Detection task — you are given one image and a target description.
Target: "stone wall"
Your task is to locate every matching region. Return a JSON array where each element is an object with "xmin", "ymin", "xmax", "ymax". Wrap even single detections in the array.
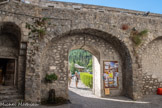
[
  {"xmin": 0, "ymin": 1, "xmax": 162, "ymax": 102},
  {"xmin": 41, "ymin": 34, "xmax": 123, "ymax": 100},
  {"xmin": 25, "ymin": 0, "xmax": 162, "ymax": 18},
  {"xmin": 142, "ymin": 74, "xmax": 162, "ymax": 95},
  {"xmin": 0, "ymin": 34, "xmax": 18, "ymax": 58},
  {"xmin": 142, "ymin": 37, "xmax": 162, "ymax": 95}
]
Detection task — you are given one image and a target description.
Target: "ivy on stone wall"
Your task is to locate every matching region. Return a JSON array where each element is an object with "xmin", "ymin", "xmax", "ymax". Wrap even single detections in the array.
[
  {"xmin": 131, "ymin": 28, "xmax": 148, "ymax": 46},
  {"xmin": 26, "ymin": 17, "xmax": 50, "ymax": 40}
]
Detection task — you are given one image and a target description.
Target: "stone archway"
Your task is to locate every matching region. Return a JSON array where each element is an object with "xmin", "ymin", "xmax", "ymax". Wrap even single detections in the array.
[
  {"xmin": 0, "ymin": 22, "xmax": 26, "ymax": 97},
  {"xmin": 40, "ymin": 29, "xmax": 133, "ymax": 101},
  {"xmin": 0, "ymin": 22, "xmax": 21, "ymax": 57},
  {"xmin": 68, "ymin": 45, "xmax": 101, "ymax": 97},
  {"xmin": 142, "ymin": 37, "xmax": 162, "ymax": 95},
  {"xmin": 0, "ymin": 22, "xmax": 20, "ymax": 87}
]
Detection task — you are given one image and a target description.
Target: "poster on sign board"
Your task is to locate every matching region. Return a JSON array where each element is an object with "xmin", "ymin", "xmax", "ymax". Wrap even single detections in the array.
[{"xmin": 103, "ymin": 61, "xmax": 119, "ymax": 88}]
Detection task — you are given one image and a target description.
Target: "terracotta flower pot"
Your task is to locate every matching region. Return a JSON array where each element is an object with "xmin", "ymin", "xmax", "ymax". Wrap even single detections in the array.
[
  {"xmin": 121, "ymin": 24, "xmax": 129, "ymax": 30},
  {"xmin": 157, "ymin": 88, "xmax": 162, "ymax": 95}
]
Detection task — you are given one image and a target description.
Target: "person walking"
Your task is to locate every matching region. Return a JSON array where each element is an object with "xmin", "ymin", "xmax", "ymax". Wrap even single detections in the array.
[{"xmin": 74, "ymin": 71, "xmax": 79, "ymax": 88}]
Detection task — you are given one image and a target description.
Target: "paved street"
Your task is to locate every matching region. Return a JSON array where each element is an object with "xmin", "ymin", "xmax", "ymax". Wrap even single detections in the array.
[
  {"xmin": 52, "ymin": 79, "xmax": 162, "ymax": 108},
  {"xmin": 5, "ymin": 79, "xmax": 162, "ymax": 108}
]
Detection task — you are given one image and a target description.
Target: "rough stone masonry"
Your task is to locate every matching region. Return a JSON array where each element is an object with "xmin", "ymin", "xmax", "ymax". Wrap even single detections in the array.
[{"xmin": 0, "ymin": 0, "xmax": 162, "ymax": 103}]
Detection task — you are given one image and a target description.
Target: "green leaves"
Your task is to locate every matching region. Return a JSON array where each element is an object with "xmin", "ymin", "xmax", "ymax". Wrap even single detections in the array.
[
  {"xmin": 25, "ymin": 23, "xmax": 31, "ymax": 29},
  {"xmin": 69, "ymin": 49, "xmax": 93, "ymax": 74},
  {"xmin": 70, "ymin": 62, "xmax": 77, "ymax": 74},
  {"xmin": 69, "ymin": 49, "xmax": 92, "ymax": 68},
  {"xmin": 138, "ymin": 30, "xmax": 148, "ymax": 37},
  {"xmin": 45, "ymin": 73, "xmax": 58, "ymax": 82},
  {"xmin": 80, "ymin": 73, "xmax": 93, "ymax": 88},
  {"xmin": 132, "ymin": 35, "xmax": 142, "ymax": 46},
  {"xmin": 87, "ymin": 59, "xmax": 92, "ymax": 73},
  {"xmin": 25, "ymin": 17, "xmax": 50, "ymax": 40},
  {"xmin": 131, "ymin": 29, "xmax": 148, "ymax": 46}
]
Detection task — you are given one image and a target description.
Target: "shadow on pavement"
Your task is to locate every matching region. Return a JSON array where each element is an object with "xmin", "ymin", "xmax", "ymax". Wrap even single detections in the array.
[{"xmin": 68, "ymin": 90, "xmax": 162, "ymax": 108}]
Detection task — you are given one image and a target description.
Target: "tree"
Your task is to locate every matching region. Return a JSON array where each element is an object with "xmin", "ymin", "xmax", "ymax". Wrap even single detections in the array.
[
  {"xmin": 87, "ymin": 59, "xmax": 92, "ymax": 73},
  {"xmin": 70, "ymin": 62, "xmax": 77, "ymax": 74},
  {"xmin": 69, "ymin": 49, "xmax": 93, "ymax": 73}
]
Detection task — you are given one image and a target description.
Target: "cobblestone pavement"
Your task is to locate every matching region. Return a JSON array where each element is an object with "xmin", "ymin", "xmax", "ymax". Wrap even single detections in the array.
[{"xmin": 3, "ymin": 79, "xmax": 162, "ymax": 108}]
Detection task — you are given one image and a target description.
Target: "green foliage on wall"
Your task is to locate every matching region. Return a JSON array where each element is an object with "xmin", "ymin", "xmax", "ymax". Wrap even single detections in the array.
[
  {"xmin": 131, "ymin": 29, "xmax": 148, "ymax": 46},
  {"xmin": 80, "ymin": 72, "xmax": 93, "ymax": 88},
  {"xmin": 45, "ymin": 73, "xmax": 58, "ymax": 82},
  {"xmin": 26, "ymin": 17, "xmax": 50, "ymax": 39}
]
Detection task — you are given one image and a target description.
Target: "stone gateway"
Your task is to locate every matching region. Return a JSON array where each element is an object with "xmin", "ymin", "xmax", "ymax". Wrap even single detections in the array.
[{"xmin": 0, "ymin": 0, "xmax": 162, "ymax": 103}]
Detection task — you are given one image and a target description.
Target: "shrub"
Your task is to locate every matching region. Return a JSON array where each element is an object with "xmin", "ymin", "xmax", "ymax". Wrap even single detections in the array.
[
  {"xmin": 139, "ymin": 30, "xmax": 148, "ymax": 36},
  {"xmin": 131, "ymin": 29, "xmax": 148, "ymax": 46},
  {"xmin": 26, "ymin": 17, "xmax": 49, "ymax": 40},
  {"xmin": 132, "ymin": 35, "xmax": 142, "ymax": 46},
  {"xmin": 80, "ymin": 73, "xmax": 93, "ymax": 88},
  {"xmin": 45, "ymin": 73, "xmax": 58, "ymax": 82}
]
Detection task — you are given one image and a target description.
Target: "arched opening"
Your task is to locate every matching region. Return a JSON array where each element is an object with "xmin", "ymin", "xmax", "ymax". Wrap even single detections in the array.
[
  {"xmin": 0, "ymin": 22, "xmax": 25, "ymax": 101},
  {"xmin": 0, "ymin": 22, "xmax": 21, "ymax": 86},
  {"xmin": 40, "ymin": 29, "xmax": 133, "ymax": 101},
  {"xmin": 142, "ymin": 37, "xmax": 162, "ymax": 95},
  {"xmin": 68, "ymin": 46, "xmax": 101, "ymax": 98}
]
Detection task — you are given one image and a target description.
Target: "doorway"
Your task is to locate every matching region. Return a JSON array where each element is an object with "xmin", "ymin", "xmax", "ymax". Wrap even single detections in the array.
[
  {"xmin": 68, "ymin": 49, "xmax": 93, "ymax": 88},
  {"xmin": 0, "ymin": 58, "xmax": 16, "ymax": 86}
]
